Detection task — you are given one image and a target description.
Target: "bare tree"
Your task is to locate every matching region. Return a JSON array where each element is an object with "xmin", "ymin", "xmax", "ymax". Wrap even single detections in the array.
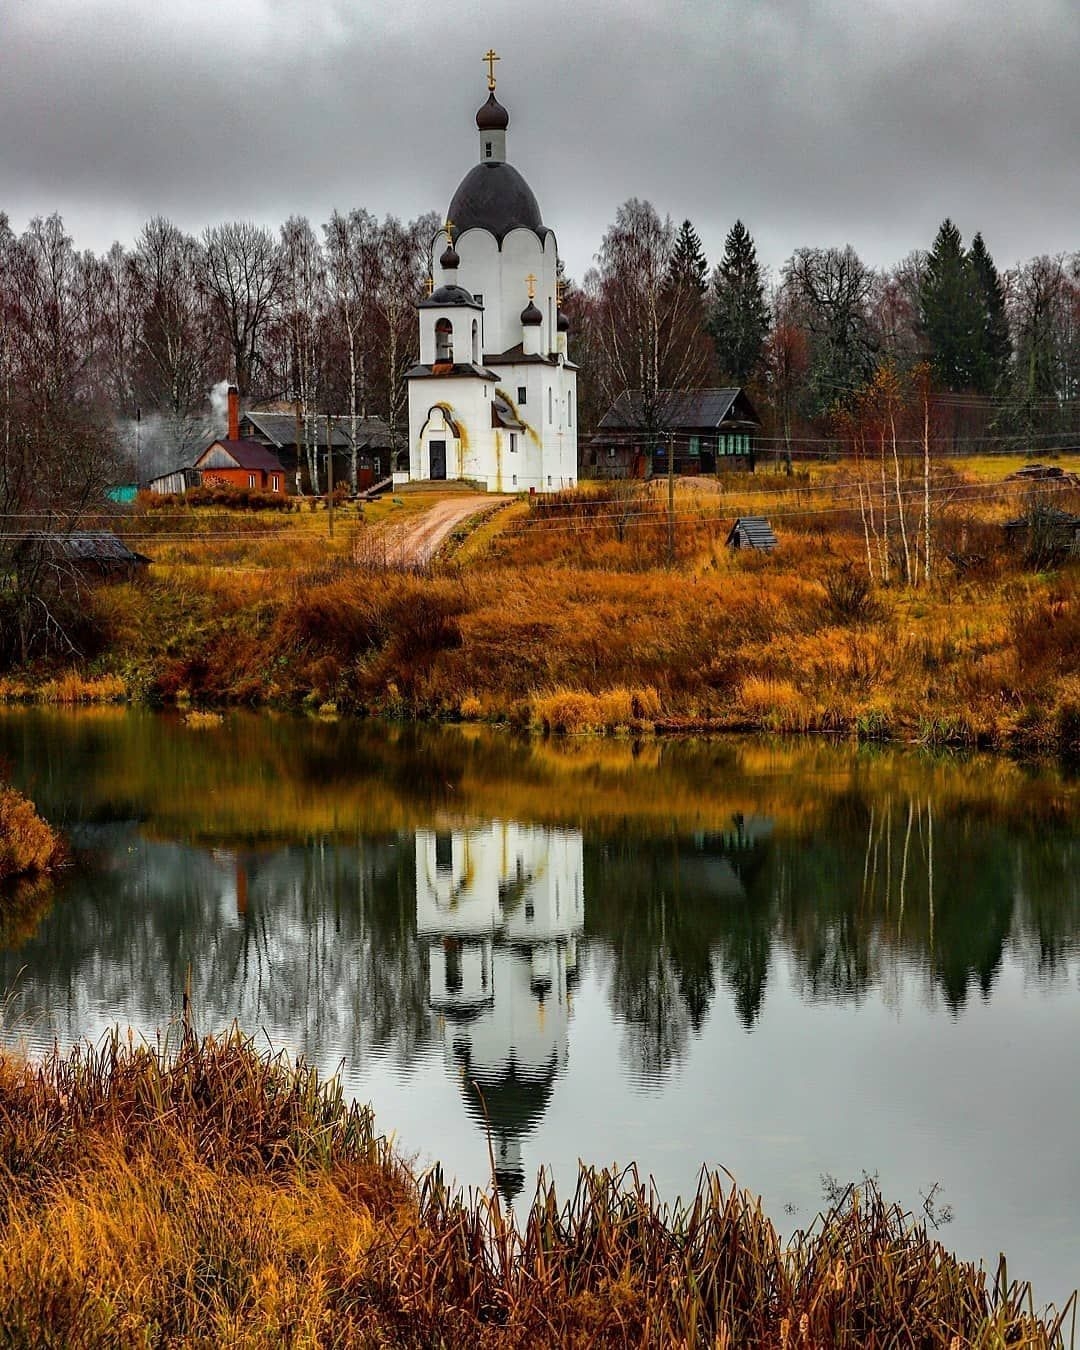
[
  {"xmin": 201, "ymin": 221, "xmax": 283, "ymax": 398},
  {"xmin": 371, "ymin": 213, "xmax": 438, "ymax": 464},
  {"xmin": 781, "ymin": 245, "xmax": 876, "ymax": 417},
  {"xmin": 279, "ymin": 216, "xmax": 326, "ymax": 491},
  {"xmin": 587, "ymin": 199, "xmax": 713, "ymax": 451},
  {"xmin": 325, "ymin": 208, "xmax": 378, "ymax": 491}
]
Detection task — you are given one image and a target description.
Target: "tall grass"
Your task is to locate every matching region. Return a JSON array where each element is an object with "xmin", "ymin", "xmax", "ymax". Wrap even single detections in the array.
[{"xmin": 0, "ymin": 1031, "xmax": 1071, "ymax": 1347}]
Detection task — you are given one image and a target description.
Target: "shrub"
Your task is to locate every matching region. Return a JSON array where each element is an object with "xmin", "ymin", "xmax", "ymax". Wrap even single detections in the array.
[
  {"xmin": 821, "ymin": 560, "xmax": 881, "ymax": 624},
  {"xmin": 0, "ymin": 785, "xmax": 63, "ymax": 881}
]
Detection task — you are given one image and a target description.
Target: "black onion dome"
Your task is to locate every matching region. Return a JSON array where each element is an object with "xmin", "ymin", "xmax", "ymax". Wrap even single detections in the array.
[
  {"xmin": 520, "ymin": 300, "xmax": 542, "ymax": 326},
  {"xmin": 440, "ymin": 242, "xmax": 460, "ymax": 269},
  {"xmin": 447, "ymin": 163, "xmax": 547, "ymax": 243},
  {"xmin": 557, "ymin": 309, "xmax": 569, "ymax": 332},
  {"xmin": 476, "ymin": 91, "xmax": 509, "ymax": 130},
  {"xmin": 419, "ymin": 283, "xmax": 481, "ymax": 308}
]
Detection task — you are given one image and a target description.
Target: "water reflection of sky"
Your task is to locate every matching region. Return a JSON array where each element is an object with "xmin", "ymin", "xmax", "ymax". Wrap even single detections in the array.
[{"xmin": 1, "ymin": 712, "xmax": 1078, "ymax": 1306}]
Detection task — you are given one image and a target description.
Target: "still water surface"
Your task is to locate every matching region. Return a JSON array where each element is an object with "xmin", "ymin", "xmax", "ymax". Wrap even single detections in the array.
[{"xmin": 1, "ymin": 711, "xmax": 1078, "ymax": 1304}]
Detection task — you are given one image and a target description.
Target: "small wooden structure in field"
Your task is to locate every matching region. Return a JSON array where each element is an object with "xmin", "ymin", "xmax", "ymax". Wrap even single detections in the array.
[
  {"xmin": 40, "ymin": 531, "xmax": 151, "ymax": 579},
  {"xmin": 726, "ymin": 517, "xmax": 778, "ymax": 552}
]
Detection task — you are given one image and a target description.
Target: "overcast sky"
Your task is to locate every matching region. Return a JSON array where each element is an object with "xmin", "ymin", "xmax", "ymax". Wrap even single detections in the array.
[{"xmin": 3, "ymin": 0, "xmax": 1078, "ymax": 285}]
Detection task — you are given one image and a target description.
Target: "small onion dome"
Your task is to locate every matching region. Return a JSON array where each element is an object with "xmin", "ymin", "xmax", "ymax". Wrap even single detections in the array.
[
  {"xmin": 440, "ymin": 242, "xmax": 460, "ymax": 270},
  {"xmin": 557, "ymin": 309, "xmax": 569, "ymax": 332},
  {"xmin": 476, "ymin": 91, "xmax": 509, "ymax": 131},
  {"xmin": 520, "ymin": 300, "xmax": 543, "ymax": 327}
]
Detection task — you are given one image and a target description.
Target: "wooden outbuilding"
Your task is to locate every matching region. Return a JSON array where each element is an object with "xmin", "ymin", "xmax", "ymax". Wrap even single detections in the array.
[
  {"xmin": 37, "ymin": 531, "xmax": 151, "ymax": 579},
  {"xmin": 726, "ymin": 517, "xmax": 778, "ymax": 551},
  {"xmin": 589, "ymin": 388, "xmax": 762, "ymax": 479},
  {"xmin": 239, "ymin": 409, "xmax": 393, "ymax": 493}
]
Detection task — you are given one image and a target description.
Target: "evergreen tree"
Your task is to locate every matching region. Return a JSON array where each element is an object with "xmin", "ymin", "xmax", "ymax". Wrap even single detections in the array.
[
  {"xmin": 666, "ymin": 218, "xmax": 709, "ymax": 296},
  {"xmin": 968, "ymin": 232, "xmax": 1011, "ymax": 395},
  {"xmin": 708, "ymin": 220, "xmax": 769, "ymax": 383},
  {"xmin": 919, "ymin": 219, "xmax": 983, "ymax": 390}
]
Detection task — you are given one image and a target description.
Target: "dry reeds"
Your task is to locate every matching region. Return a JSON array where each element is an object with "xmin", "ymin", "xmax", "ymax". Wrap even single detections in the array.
[{"xmin": 0, "ymin": 1031, "xmax": 1071, "ymax": 1348}]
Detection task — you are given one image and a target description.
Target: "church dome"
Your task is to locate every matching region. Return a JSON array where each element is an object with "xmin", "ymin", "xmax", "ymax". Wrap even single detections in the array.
[
  {"xmin": 440, "ymin": 242, "xmax": 460, "ymax": 270},
  {"xmin": 447, "ymin": 162, "xmax": 547, "ymax": 244},
  {"xmin": 557, "ymin": 309, "xmax": 569, "ymax": 332},
  {"xmin": 476, "ymin": 91, "xmax": 509, "ymax": 130},
  {"xmin": 520, "ymin": 300, "xmax": 542, "ymax": 326},
  {"xmin": 420, "ymin": 283, "xmax": 479, "ymax": 308}
]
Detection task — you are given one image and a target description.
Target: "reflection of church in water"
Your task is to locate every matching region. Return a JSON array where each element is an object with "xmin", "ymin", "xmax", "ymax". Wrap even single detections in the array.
[{"xmin": 416, "ymin": 824, "xmax": 583, "ymax": 1202}]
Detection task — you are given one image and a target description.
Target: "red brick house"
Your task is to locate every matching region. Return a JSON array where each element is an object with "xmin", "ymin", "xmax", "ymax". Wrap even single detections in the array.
[{"xmin": 192, "ymin": 387, "xmax": 286, "ymax": 493}]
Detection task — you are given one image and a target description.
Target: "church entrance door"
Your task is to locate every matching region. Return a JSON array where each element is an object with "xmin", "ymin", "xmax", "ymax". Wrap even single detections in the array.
[{"xmin": 429, "ymin": 440, "xmax": 447, "ymax": 480}]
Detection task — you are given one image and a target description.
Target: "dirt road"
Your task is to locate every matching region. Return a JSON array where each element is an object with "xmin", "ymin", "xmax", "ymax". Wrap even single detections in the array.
[{"xmin": 368, "ymin": 494, "xmax": 505, "ymax": 567}]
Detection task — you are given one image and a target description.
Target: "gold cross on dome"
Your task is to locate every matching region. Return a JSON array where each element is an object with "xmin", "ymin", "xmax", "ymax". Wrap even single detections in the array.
[
  {"xmin": 484, "ymin": 48, "xmax": 500, "ymax": 91},
  {"xmin": 525, "ymin": 273, "xmax": 537, "ymax": 300},
  {"xmin": 556, "ymin": 279, "xmax": 565, "ymax": 306},
  {"xmin": 425, "ymin": 275, "xmax": 434, "ymax": 296},
  {"xmin": 444, "ymin": 219, "xmax": 454, "ymax": 238}
]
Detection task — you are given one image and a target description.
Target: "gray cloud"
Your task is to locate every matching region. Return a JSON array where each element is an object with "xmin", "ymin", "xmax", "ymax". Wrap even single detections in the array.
[{"xmin": 2, "ymin": 0, "xmax": 1077, "ymax": 282}]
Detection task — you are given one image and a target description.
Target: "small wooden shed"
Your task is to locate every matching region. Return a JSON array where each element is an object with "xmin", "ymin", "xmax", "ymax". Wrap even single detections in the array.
[{"xmin": 726, "ymin": 517, "xmax": 778, "ymax": 551}]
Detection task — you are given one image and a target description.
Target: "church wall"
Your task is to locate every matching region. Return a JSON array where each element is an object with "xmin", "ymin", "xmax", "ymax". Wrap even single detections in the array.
[
  {"xmin": 454, "ymin": 229, "xmax": 501, "ymax": 353},
  {"xmin": 499, "ymin": 229, "xmax": 548, "ymax": 354}
]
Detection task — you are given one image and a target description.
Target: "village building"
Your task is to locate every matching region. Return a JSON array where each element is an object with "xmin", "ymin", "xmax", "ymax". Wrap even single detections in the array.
[
  {"xmin": 405, "ymin": 55, "xmax": 578, "ymax": 494},
  {"xmin": 415, "ymin": 822, "xmax": 583, "ymax": 1203},
  {"xmin": 590, "ymin": 388, "xmax": 762, "ymax": 478},
  {"xmin": 239, "ymin": 408, "xmax": 393, "ymax": 494},
  {"xmin": 192, "ymin": 388, "xmax": 286, "ymax": 493}
]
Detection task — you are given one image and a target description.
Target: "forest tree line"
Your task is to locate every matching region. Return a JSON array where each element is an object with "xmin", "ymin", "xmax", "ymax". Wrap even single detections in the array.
[{"xmin": 2, "ymin": 202, "xmax": 1080, "ymax": 490}]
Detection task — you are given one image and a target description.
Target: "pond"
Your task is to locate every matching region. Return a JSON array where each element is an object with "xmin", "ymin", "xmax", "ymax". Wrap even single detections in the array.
[{"xmin": 1, "ymin": 710, "xmax": 1078, "ymax": 1306}]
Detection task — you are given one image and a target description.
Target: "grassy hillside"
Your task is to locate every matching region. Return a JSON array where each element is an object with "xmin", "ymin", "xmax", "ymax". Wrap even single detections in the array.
[{"xmin": 3, "ymin": 459, "xmax": 1079, "ymax": 754}]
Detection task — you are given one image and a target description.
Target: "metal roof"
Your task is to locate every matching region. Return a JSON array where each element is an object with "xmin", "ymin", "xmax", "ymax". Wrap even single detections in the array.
[
  {"xmin": 38, "ymin": 531, "xmax": 150, "ymax": 565},
  {"xmin": 194, "ymin": 438, "xmax": 285, "ymax": 473},
  {"xmin": 726, "ymin": 516, "xmax": 778, "ymax": 551},
  {"xmin": 492, "ymin": 393, "xmax": 525, "ymax": 430},
  {"xmin": 447, "ymin": 162, "xmax": 549, "ymax": 244},
  {"xmin": 242, "ymin": 412, "xmax": 391, "ymax": 451},
  {"xmin": 598, "ymin": 388, "xmax": 759, "ymax": 431}
]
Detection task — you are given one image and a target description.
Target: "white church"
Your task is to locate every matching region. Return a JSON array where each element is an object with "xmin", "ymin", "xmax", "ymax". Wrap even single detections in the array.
[{"xmin": 405, "ymin": 56, "xmax": 578, "ymax": 494}]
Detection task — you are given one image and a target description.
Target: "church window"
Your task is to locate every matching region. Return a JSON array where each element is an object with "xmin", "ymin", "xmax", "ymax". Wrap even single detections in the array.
[
  {"xmin": 471, "ymin": 319, "xmax": 479, "ymax": 363},
  {"xmin": 525, "ymin": 903, "xmax": 535, "ymax": 923},
  {"xmin": 473, "ymin": 293, "xmax": 483, "ymax": 304},
  {"xmin": 435, "ymin": 833, "xmax": 453, "ymax": 874},
  {"xmin": 568, "ymin": 395, "xmax": 572, "ymax": 427},
  {"xmin": 517, "ymin": 386, "xmax": 526, "ymax": 404},
  {"xmin": 512, "ymin": 474, "xmax": 517, "ymax": 487},
  {"xmin": 435, "ymin": 317, "xmax": 453, "ymax": 363},
  {"xmin": 485, "ymin": 141, "xmax": 493, "ymax": 159},
  {"xmin": 548, "ymin": 387, "xmax": 553, "ymax": 423},
  {"xmin": 510, "ymin": 433, "xmax": 517, "ymax": 453}
]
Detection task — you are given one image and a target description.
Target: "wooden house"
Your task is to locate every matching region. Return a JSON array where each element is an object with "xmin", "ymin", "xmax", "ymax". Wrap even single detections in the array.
[
  {"xmin": 239, "ymin": 408, "xmax": 393, "ymax": 493},
  {"xmin": 589, "ymin": 388, "xmax": 762, "ymax": 479},
  {"xmin": 192, "ymin": 388, "xmax": 286, "ymax": 493}
]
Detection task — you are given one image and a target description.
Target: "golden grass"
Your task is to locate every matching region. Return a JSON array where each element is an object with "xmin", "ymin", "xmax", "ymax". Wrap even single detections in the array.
[
  {"xmin": 0, "ymin": 1030, "xmax": 1071, "ymax": 1348},
  {"xmin": 0, "ymin": 784, "xmax": 63, "ymax": 882}
]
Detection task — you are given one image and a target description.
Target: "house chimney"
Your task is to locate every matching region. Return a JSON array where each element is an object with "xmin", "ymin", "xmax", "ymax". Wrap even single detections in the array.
[{"xmin": 227, "ymin": 385, "xmax": 239, "ymax": 441}]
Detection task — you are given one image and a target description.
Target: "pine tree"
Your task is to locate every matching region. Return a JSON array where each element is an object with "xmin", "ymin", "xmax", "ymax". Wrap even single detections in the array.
[
  {"xmin": 919, "ymin": 220, "xmax": 983, "ymax": 391},
  {"xmin": 666, "ymin": 218, "xmax": 709, "ymax": 296},
  {"xmin": 708, "ymin": 221, "xmax": 769, "ymax": 383},
  {"xmin": 968, "ymin": 232, "xmax": 1011, "ymax": 395}
]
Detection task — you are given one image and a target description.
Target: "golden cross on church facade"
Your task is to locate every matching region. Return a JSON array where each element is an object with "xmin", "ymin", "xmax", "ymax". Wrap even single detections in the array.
[
  {"xmin": 444, "ymin": 218, "xmax": 454, "ymax": 238},
  {"xmin": 484, "ymin": 48, "xmax": 500, "ymax": 90},
  {"xmin": 525, "ymin": 273, "xmax": 537, "ymax": 300}
]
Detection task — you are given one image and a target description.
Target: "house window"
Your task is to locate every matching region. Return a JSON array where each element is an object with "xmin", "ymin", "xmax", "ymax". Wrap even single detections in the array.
[
  {"xmin": 271, "ymin": 475, "xmax": 280, "ymax": 491},
  {"xmin": 374, "ymin": 457, "xmax": 381, "ymax": 474},
  {"xmin": 509, "ymin": 433, "xmax": 517, "ymax": 452},
  {"xmin": 607, "ymin": 447, "xmax": 616, "ymax": 459},
  {"xmin": 517, "ymin": 386, "xmax": 526, "ymax": 404},
  {"xmin": 689, "ymin": 435, "xmax": 701, "ymax": 457},
  {"xmin": 248, "ymin": 474, "xmax": 256, "ymax": 488}
]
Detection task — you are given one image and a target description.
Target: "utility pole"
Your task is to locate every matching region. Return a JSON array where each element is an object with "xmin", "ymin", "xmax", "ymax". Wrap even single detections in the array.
[
  {"xmin": 667, "ymin": 430, "xmax": 675, "ymax": 567},
  {"xmin": 326, "ymin": 412, "xmax": 335, "ymax": 539}
]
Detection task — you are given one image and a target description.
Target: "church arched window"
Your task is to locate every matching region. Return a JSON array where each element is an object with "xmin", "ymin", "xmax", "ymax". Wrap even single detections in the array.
[
  {"xmin": 435, "ymin": 318, "xmax": 453, "ymax": 363},
  {"xmin": 471, "ymin": 319, "xmax": 479, "ymax": 364}
]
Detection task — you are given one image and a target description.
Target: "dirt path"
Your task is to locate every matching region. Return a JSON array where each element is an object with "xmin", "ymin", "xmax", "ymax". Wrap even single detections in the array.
[{"xmin": 369, "ymin": 494, "xmax": 505, "ymax": 567}]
